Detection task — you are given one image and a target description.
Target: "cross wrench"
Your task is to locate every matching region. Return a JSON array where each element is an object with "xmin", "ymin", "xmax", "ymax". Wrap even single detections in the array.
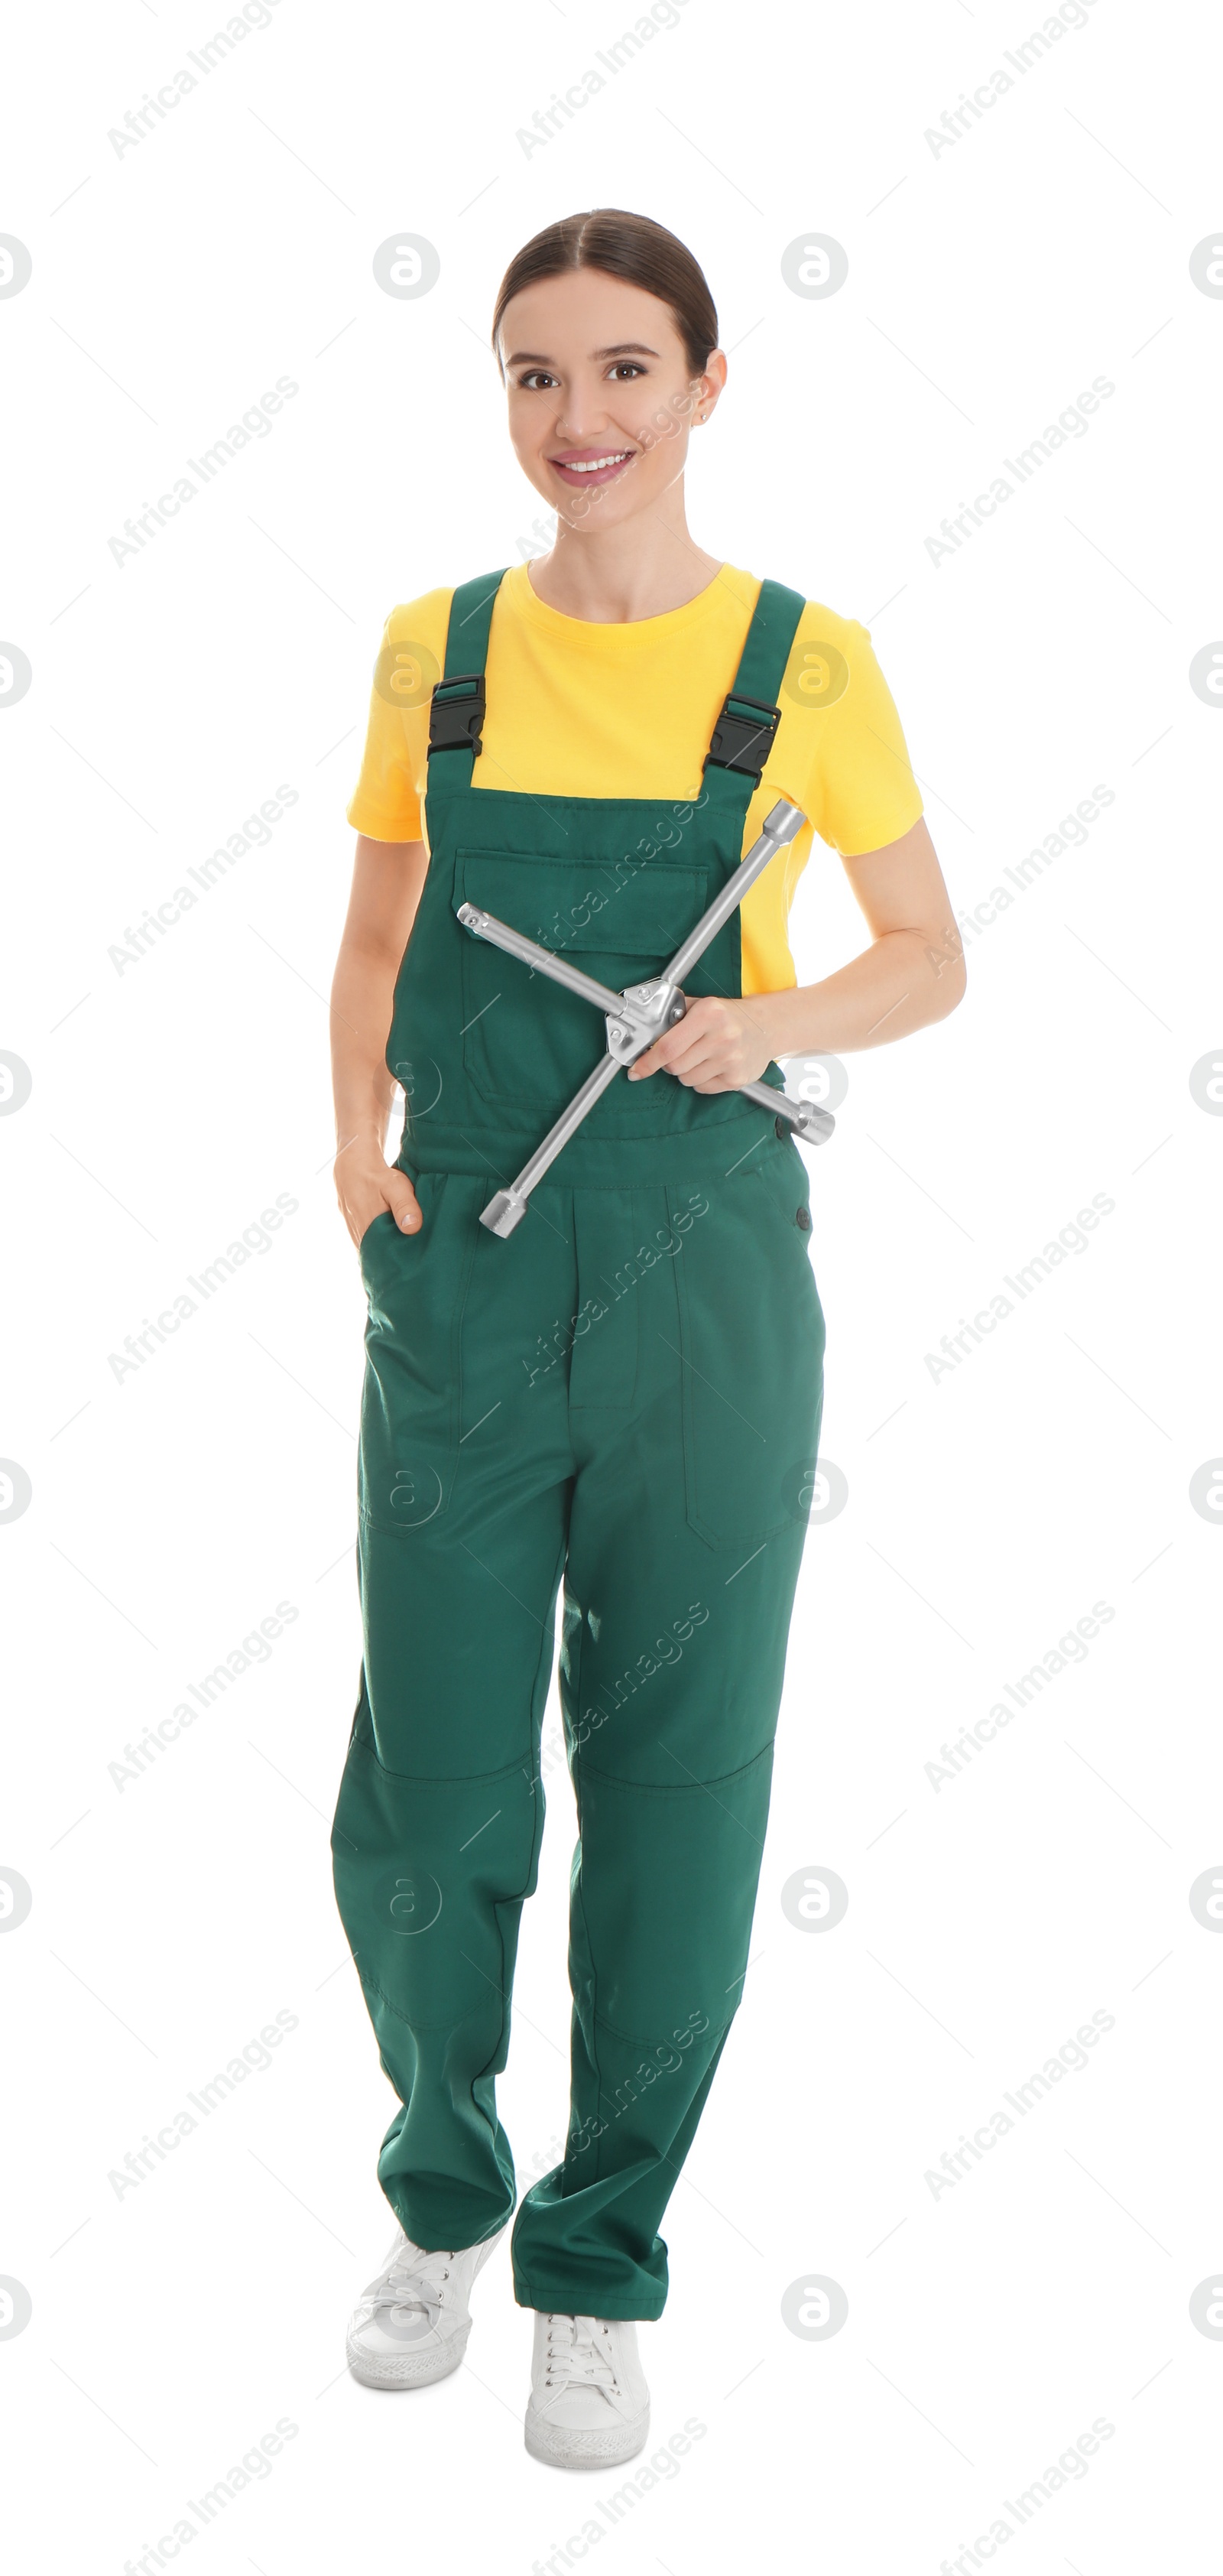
[{"xmin": 456, "ymin": 797, "xmax": 834, "ymax": 1236}]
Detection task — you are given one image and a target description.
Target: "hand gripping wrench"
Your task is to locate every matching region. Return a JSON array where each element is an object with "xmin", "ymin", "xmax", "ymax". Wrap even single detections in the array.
[{"xmin": 456, "ymin": 797, "xmax": 834, "ymax": 1236}]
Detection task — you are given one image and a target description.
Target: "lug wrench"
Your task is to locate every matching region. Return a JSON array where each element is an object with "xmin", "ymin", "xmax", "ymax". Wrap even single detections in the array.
[{"xmin": 456, "ymin": 797, "xmax": 834, "ymax": 1236}]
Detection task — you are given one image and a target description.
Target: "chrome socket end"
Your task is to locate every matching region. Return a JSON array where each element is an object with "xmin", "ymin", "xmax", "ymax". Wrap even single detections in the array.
[
  {"xmin": 761, "ymin": 798, "xmax": 806, "ymax": 847},
  {"xmin": 774, "ymin": 1100, "xmax": 836, "ymax": 1147},
  {"xmin": 797, "ymin": 1105, "xmax": 836, "ymax": 1145},
  {"xmin": 479, "ymin": 1189, "xmax": 528, "ymax": 1236}
]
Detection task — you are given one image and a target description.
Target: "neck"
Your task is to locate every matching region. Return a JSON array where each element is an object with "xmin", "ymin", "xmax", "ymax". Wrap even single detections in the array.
[{"xmin": 528, "ymin": 489, "xmax": 722, "ymax": 623}]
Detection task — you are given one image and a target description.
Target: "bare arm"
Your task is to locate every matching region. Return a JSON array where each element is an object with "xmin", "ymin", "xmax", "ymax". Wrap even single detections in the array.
[
  {"xmin": 331, "ymin": 833, "xmax": 429, "ymax": 1245},
  {"xmin": 628, "ymin": 816, "xmax": 966, "ymax": 1090}
]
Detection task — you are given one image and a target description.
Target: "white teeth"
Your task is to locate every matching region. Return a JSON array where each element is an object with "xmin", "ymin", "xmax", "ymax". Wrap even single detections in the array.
[{"xmin": 556, "ymin": 453, "xmax": 629, "ymax": 473}]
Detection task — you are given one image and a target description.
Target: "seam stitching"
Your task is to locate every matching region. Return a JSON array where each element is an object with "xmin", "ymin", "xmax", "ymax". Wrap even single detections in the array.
[
  {"xmin": 342, "ymin": 1734, "xmax": 540, "ymax": 1790},
  {"xmin": 573, "ymin": 1738, "xmax": 775, "ymax": 1797}
]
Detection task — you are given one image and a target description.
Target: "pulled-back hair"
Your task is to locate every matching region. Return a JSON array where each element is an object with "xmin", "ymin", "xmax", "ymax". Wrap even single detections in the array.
[{"xmin": 491, "ymin": 209, "xmax": 719, "ymax": 379}]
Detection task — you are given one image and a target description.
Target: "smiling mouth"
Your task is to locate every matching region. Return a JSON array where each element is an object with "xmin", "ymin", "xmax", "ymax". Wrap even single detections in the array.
[{"xmin": 548, "ymin": 450, "xmax": 634, "ymax": 479}]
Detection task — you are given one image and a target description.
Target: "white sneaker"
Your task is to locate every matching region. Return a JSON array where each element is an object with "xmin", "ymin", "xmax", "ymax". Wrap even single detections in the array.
[
  {"xmin": 345, "ymin": 2224, "xmax": 504, "ymax": 2389},
  {"xmin": 524, "ymin": 2311, "xmax": 650, "ymax": 2470}
]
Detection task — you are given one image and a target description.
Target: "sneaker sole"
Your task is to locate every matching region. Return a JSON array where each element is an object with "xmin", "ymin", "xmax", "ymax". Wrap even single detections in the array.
[
  {"xmin": 524, "ymin": 2402, "xmax": 650, "ymax": 2471},
  {"xmin": 347, "ymin": 2319, "xmax": 471, "ymax": 2390}
]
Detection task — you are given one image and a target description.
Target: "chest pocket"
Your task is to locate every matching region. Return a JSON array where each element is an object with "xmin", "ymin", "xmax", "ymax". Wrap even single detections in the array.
[{"xmin": 456, "ymin": 848, "xmax": 709, "ymax": 1109}]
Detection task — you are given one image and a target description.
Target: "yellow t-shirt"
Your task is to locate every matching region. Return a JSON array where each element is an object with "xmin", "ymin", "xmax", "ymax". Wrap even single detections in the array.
[{"xmin": 345, "ymin": 563, "xmax": 923, "ymax": 996}]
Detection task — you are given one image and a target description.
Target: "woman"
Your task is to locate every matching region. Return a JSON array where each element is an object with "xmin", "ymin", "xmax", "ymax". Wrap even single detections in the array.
[{"xmin": 329, "ymin": 208, "xmax": 965, "ymax": 2473}]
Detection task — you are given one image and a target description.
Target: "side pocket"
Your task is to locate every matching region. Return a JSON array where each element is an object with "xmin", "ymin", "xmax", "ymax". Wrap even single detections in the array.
[
  {"xmin": 667, "ymin": 1170, "xmax": 825, "ymax": 1549},
  {"xmin": 358, "ymin": 1174, "xmax": 481, "ymax": 1534},
  {"xmin": 357, "ymin": 1208, "xmax": 397, "ymax": 1273},
  {"xmin": 751, "ymin": 1138, "xmax": 813, "ymax": 1243}
]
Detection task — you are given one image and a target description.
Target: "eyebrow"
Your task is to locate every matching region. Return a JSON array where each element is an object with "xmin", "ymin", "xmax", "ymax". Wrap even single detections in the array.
[{"xmin": 504, "ymin": 342, "xmax": 662, "ymax": 366}]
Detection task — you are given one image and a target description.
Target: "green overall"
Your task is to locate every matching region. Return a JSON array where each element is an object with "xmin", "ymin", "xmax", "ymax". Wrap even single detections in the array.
[{"xmin": 331, "ymin": 570, "xmax": 826, "ymax": 2319}]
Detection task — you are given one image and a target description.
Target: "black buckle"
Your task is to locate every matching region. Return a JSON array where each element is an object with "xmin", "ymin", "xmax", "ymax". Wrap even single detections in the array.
[
  {"xmin": 428, "ymin": 671, "xmax": 485, "ymax": 757},
  {"xmin": 703, "ymin": 691, "xmax": 782, "ymax": 781}
]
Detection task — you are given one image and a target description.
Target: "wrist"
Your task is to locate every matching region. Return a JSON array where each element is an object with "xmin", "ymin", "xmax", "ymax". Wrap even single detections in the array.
[
  {"xmin": 335, "ymin": 1125, "xmax": 387, "ymax": 1165},
  {"xmin": 740, "ymin": 988, "xmax": 805, "ymax": 1061},
  {"xmin": 751, "ymin": 986, "xmax": 826, "ymax": 1058}
]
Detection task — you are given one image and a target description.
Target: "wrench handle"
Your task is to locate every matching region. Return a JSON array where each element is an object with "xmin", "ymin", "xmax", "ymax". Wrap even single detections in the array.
[
  {"xmin": 478, "ymin": 1052, "xmax": 623, "ymax": 1235},
  {"xmin": 661, "ymin": 797, "xmax": 806, "ymax": 989},
  {"xmin": 456, "ymin": 905, "xmax": 624, "ymax": 1018},
  {"xmin": 738, "ymin": 1078, "xmax": 835, "ymax": 1143}
]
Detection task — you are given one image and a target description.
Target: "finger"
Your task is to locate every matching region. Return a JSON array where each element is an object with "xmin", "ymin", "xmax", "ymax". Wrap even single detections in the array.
[
  {"xmin": 626, "ymin": 997, "xmax": 717, "ymax": 1081},
  {"xmin": 628, "ymin": 1022, "xmax": 708, "ymax": 1081},
  {"xmin": 661, "ymin": 1031, "xmax": 736, "ymax": 1088},
  {"xmin": 627, "ymin": 1044, "xmax": 664, "ymax": 1080},
  {"xmin": 384, "ymin": 1173, "xmax": 423, "ymax": 1233}
]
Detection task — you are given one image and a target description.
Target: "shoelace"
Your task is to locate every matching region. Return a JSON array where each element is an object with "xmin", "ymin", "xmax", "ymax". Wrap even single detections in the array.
[
  {"xmin": 542, "ymin": 2313, "xmax": 619, "ymax": 2393},
  {"xmin": 364, "ymin": 2244, "xmax": 455, "ymax": 2330}
]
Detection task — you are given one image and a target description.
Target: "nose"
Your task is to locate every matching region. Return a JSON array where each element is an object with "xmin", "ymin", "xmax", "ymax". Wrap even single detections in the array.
[
  {"xmin": 551, "ymin": 381, "xmax": 617, "ymax": 444},
  {"xmin": 553, "ymin": 408, "xmax": 612, "ymax": 445}
]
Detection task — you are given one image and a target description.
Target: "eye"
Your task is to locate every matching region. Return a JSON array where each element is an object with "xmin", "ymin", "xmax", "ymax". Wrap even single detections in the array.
[
  {"xmin": 514, "ymin": 370, "xmax": 559, "ymax": 391},
  {"xmin": 607, "ymin": 362, "xmax": 646, "ymax": 380}
]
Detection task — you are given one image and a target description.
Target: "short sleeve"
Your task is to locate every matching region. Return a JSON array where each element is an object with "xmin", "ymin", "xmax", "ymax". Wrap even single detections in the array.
[
  {"xmin": 787, "ymin": 614, "xmax": 924, "ymax": 858},
  {"xmin": 345, "ymin": 592, "xmax": 452, "ymax": 843}
]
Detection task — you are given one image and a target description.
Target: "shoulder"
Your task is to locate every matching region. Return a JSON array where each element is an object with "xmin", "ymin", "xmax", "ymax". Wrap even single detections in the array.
[
  {"xmin": 377, "ymin": 587, "xmax": 454, "ymax": 674},
  {"xmin": 780, "ymin": 596, "xmax": 895, "ymax": 717},
  {"xmin": 714, "ymin": 566, "xmax": 869, "ymax": 661},
  {"xmin": 793, "ymin": 596, "xmax": 872, "ymax": 653}
]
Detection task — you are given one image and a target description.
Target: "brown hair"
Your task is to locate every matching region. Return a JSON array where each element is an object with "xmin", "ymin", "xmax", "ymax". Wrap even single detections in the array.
[{"xmin": 491, "ymin": 209, "xmax": 719, "ymax": 380}]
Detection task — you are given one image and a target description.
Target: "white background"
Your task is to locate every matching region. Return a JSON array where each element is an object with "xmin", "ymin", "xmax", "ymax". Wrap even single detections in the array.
[{"xmin": 2, "ymin": 0, "xmax": 1221, "ymax": 2568}]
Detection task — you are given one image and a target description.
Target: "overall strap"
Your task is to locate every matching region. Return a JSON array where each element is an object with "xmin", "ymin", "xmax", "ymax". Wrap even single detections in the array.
[
  {"xmin": 426, "ymin": 569, "xmax": 509, "ymax": 790},
  {"xmin": 701, "ymin": 576, "xmax": 807, "ymax": 820},
  {"xmin": 427, "ymin": 567, "xmax": 806, "ymax": 807}
]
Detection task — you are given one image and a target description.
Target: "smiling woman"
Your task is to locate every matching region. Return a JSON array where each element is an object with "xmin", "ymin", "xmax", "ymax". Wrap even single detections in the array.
[
  {"xmin": 327, "ymin": 205, "xmax": 966, "ymax": 2477},
  {"xmin": 492, "ymin": 206, "xmax": 722, "ymax": 565}
]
